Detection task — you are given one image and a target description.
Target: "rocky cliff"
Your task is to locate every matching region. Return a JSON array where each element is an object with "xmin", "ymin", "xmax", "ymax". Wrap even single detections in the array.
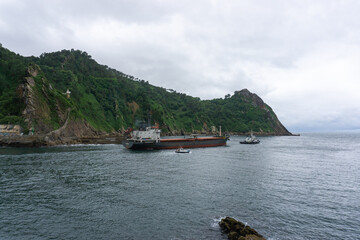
[
  {"xmin": 16, "ymin": 64, "xmax": 97, "ymax": 139},
  {"xmin": 235, "ymin": 89, "xmax": 291, "ymax": 135}
]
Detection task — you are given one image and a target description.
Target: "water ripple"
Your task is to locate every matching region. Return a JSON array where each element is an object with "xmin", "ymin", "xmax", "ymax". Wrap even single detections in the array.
[{"xmin": 1, "ymin": 133, "xmax": 359, "ymax": 239}]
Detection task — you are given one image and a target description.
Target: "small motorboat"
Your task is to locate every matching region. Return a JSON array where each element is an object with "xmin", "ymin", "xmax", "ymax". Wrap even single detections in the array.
[
  {"xmin": 175, "ymin": 147, "xmax": 190, "ymax": 153},
  {"xmin": 240, "ymin": 130, "xmax": 260, "ymax": 144}
]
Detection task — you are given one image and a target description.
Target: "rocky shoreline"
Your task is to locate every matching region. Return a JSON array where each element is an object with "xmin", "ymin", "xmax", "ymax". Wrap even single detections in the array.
[
  {"xmin": 229, "ymin": 132, "xmax": 296, "ymax": 136},
  {"xmin": 0, "ymin": 131, "xmax": 297, "ymax": 147},
  {"xmin": 0, "ymin": 134, "xmax": 124, "ymax": 147},
  {"xmin": 219, "ymin": 217, "xmax": 266, "ymax": 240}
]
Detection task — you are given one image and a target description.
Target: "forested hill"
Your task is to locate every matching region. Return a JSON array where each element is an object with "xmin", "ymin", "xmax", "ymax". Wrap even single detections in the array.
[{"xmin": 0, "ymin": 44, "xmax": 292, "ymax": 136}]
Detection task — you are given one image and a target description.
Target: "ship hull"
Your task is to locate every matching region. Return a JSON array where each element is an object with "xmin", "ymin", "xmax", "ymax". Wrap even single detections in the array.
[{"xmin": 122, "ymin": 136, "xmax": 228, "ymax": 150}]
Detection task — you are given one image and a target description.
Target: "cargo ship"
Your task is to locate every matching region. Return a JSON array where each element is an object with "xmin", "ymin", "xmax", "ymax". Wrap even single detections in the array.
[{"xmin": 122, "ymin": 126, "xmax": 229, "ymax": 150}]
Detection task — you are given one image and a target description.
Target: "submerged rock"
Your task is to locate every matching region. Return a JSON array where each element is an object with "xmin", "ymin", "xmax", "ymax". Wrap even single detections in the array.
[{"xmin": 219, "ymin": 217, "xmax": 266, "ymax": 240}]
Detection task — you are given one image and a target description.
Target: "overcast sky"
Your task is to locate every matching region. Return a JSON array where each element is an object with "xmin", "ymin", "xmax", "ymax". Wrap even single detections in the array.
[{"xmin": 1, "ymin": 0, "xmax": 360, "ymax": 132}]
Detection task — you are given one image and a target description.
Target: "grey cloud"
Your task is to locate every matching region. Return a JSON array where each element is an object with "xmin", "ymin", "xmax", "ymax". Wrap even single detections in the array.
[{"xmin": 1, "ymin": 0, "xmax": 360, "ymax": 131}]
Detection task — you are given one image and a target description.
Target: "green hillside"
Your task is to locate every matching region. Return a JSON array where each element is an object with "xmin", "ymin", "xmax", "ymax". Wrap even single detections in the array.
[
  {"xmin": 0, "ymin": 45, "xmax": 28, "ymax": 126},
  {"xmin": 0, "ymin": 44, "xmax": 291, "ymax": 135}
]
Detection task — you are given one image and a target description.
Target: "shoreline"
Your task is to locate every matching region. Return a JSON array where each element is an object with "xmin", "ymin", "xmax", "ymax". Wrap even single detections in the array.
[
  {"xmin": 0, "ymin": 135, "xmax": 124, "ymax": 147},
  {"xmin": 1, "ymin": 132, "xmax": 296, "ymax": 148}
]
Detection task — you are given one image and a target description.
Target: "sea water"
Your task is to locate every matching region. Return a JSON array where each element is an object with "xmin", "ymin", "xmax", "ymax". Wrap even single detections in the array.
[{"xmin": 1, "ymin": 133, "xmax": 359, "ymax": 239}]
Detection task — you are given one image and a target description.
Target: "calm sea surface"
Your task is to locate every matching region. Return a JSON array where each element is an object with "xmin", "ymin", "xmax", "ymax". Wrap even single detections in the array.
[{"xmin": 1, "ymin": 133, "xmax": 359, "ymax": 240}]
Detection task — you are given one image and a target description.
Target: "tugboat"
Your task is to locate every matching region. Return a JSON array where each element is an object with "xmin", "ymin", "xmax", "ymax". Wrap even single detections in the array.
[{"xmin": 240, "ymin": 130, "xmax": 260, "ymax": 144}]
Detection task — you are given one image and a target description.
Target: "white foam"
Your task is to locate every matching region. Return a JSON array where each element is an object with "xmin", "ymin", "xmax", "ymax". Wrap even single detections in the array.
[
  {"xmin": 211, "ymin": 216, "xmax": 226, "ymax": 228},
  {"xmin": 54, "ymin": 143, "xmax": 105, "ymax": 147}
]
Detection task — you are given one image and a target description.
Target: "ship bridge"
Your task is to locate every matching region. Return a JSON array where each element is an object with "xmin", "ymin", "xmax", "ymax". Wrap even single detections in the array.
[{"xmin": 130, "ymin": 127, "xmax": 161, "ymax": 143}]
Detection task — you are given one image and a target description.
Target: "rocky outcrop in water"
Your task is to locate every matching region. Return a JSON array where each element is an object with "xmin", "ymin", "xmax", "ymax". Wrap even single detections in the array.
[{"xmin": 219, "ymin": 217, "xmax": 266, "ymax": 240}]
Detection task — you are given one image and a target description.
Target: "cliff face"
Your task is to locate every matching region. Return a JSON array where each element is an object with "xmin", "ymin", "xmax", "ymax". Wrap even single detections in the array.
[
  {"xmin": 17, "ymin": 64, "xmax": 53, "ymax": 133},
  {"xmin": 16, "ymin": 64, "xmax": 97, "ymax": 137},
  {"xmin": 236, "ymin": 89, "xmax": 291, "ymax": 135}
]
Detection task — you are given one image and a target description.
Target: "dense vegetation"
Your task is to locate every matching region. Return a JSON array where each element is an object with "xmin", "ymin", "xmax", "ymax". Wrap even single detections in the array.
[
  {"xmin": 0, "ymin": 45, "xmax": 28, "ymax": 125},
  {"xmin": 0, "ymin": 44, "xmax": 290, "ymax": 135}
]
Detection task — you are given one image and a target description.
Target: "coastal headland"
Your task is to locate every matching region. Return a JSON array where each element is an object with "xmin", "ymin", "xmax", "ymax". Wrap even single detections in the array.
[{"xmin": 1, "ymin": 44, "xmax": 293, "ymax": 144}]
